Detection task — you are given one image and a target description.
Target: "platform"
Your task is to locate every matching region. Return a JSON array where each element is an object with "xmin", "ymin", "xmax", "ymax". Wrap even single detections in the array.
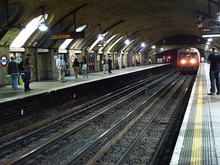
[
  {"xmin": 170, "ymin": 62, "xmax": 220, "ymax": 165},
  {"xmin": 0, "ymin": 64, "xmax": 165, "ymax": 103}
]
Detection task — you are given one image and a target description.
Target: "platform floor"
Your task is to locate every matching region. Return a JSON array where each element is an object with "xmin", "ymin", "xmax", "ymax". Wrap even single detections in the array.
[
  {"xmin": 0, "ymin": 64, "xmax": 162, "ymax": 103},
  {"xmin": 170, "ymin": 63, "xmax": 220, "ymax": 165}
]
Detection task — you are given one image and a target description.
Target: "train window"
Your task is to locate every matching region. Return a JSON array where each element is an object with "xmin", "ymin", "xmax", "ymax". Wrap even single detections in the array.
[
  {"xmin": 179, "ymin": 53, "xmax": 185, "ymax": 58},
  {"xmin": 191, "ymin": 53, "xmax": 197, "ymax": 58},
  {"xmin": 186, "ymin": 54, "xmax": 190, "ymax": 59}
]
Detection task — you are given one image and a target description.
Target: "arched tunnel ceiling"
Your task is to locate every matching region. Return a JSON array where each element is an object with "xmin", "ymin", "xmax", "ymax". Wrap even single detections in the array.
[{"xmin": 0, "ymin": 0, "xmax": 220, "ymax": 52}]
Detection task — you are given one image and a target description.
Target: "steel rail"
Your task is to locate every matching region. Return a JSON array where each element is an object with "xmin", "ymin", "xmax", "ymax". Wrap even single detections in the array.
[
  {"xmin": 67, "ymin": 74, "xmax": 182, "ymax": 164},
  {"xmin": 0, "ymin": 70, "xmax": 176, "ymax": 164},
  {"xmin": 84, "ymin": 76, "xmax": 185, "ymax": 165}
]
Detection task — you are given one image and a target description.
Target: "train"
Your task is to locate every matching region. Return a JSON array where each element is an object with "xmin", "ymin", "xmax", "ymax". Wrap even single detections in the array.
[{"xmin": 177, "ymin": 48, "xmax": 200, "ymax": 73}]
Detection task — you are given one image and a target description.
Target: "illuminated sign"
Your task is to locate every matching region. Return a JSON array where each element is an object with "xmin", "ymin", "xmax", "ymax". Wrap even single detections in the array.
[
  {"xmin": 200, "ymin": 26, "xmax": 220, "ymax": 35},
  {"xmin": 51, "ymin": 32, "xmax": 85, "ymax": 40},
  {"xmin": 51, "ymin": 34, "xmax": 71, "ymax": 39}
]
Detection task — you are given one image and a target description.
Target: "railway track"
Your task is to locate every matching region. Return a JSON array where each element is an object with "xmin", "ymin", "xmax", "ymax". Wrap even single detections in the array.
[
  {"xmin": 0, "ymin": 70, "xmax": 195, "ymax": 165},
  {"xmin": 69, "ymin": 75, "xmax": 194, "ymax": 165}
]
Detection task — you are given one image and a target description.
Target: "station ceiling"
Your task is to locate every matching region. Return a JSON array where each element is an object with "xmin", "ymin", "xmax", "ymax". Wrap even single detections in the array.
[{"xmin": 0, "ymin": 0, "xmax": 220, "ymax": 53}]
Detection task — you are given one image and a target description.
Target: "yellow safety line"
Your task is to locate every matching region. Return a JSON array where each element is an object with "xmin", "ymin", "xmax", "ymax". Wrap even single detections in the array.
[{"xmin": 190, "ymin": 75, "xmax": 203, "ymax": 165}]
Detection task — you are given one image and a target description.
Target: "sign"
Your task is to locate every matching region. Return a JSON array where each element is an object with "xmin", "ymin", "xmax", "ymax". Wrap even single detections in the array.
[
  {"xmin": 200, "ymin": 26, "xmax": 220, "ymax": 35},
  {"xmin": 0, "ymin": 55, "xmax": 9, "ymax": 67},
  {"xmin": 70, "ymin": 55, "xmax": 75, "ymax": 63},
  {"xmin": 51, "ymin": 34, "xmax": 71, "ymax": 39},
  {"xmin": 38, "ymin": 48, "xmax": 49, "ymax": 52},
  {"xmin": 51, "ymin": 32, "xmax": 85, "ymax": 40},
  {"xmin": 9, "ymin": 47, "xmax": 25, "ymax": 52}
]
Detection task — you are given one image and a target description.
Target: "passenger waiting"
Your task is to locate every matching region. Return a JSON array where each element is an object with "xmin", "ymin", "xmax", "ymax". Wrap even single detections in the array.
[
  {"xmin": 56, "ymin": 55, "xmax": 66, "ymax": 83},
  {"xmin": 81, "ymin": 56, "xmax": 88, "ymax": 78},
  {"xmin": 7, "ymin": 57, "xmax": 19, "ymax": 89},
  {"xmin": 72, "ymin": 58, "xmax": 80, "ymax": 78}
]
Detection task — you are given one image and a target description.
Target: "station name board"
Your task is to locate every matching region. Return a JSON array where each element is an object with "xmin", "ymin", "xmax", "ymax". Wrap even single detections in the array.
[
  {"xmin": 51, "ymin": 32, "xmax": 85, "ymax": 40},
  {"xmin": 200, "ymin": 26, "xmax": 220, "ymax": 35}
]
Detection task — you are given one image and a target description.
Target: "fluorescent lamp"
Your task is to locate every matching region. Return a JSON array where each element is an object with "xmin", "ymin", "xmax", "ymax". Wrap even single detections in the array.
[{"xmin": 202, "ymin": 34, "xmax": 220, "ymax": 38}]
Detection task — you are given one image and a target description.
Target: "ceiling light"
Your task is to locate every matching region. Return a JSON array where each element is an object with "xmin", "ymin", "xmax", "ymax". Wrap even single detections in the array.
[
  {"xmin": 98, "ymin": 34, "xmax": 104, "ymax": 40},
  {"xmin": 38, "ymin": 6, "xmax": 48, "ymax": 31},
  {"xmin": 197, "ymin": 21, "xmax": 203, "ymax": 28},
  {"xmin": 76, "ymin": 25, "xmax": 87, "ymax": 32},
  {"xmin": 125, "ymin": 39, "xmax": 130, "ymax": 45},
  {"xmin": 38, "ymin": 22, "xmax": 48, "ymax": 31},
  {"xmin": 97, "ymin": 24, "xmax": 104, "ymax": 41},
  {"xmin": 202, "ymin": 34, "xmax": 220, "ymax": 38},
  {"xmin": 217, "ymin": 12, "xmax": 220, "ymax": 22}
]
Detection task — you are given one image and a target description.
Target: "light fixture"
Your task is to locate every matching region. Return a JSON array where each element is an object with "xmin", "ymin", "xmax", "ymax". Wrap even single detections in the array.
[
  {"xmin": 197, "ymin": 21, "xmax": 203, "ymax": 28},
  {"xmin": 38, "ymin": 22, "xmax": 48, "ymax": 31},
  {"xmin": 217, "ymin": 12, "xmax": 220, "ymax": 22},
  {"xmin": 38, "ymin": 6, "xmax": 48, "ymax": 31},
  {"xmin": 141, "ymin": 42, "xmax": 145, "ymax": 47},
  {"xmin": 125, "ymin": 39, "xmax": 130, "ymax": 45},
  {"xmin": 124, "ymin": 32, "xmax": 130, "ymax": 45},
  {"xmin": 98, "ymin": 43, "xmax": 103, "ymax": 47},
  {"xmin": 98, "ymin": 34, "xmax": 104, "ymax": 41},
  {"xmin": 97, "ymin": 24, "xmax": 104, "ymax": 41},
  {"xmin": 202, "ymin": 34, "xmax": 220, "ymax": 38}
]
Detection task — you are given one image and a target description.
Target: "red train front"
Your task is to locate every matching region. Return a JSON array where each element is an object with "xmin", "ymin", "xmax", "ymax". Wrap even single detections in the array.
[{"xmin": 177, "ymin": 48, "xmax": 200, "ymax": 73}]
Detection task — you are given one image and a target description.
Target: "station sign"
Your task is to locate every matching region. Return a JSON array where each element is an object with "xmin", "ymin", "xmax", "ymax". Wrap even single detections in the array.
[
  {"xmin": 70, "ymin": 55, "xmax": 75, "ymax": 63},
  {"xmin": 37, "ymin": 48, "xmax": 49, "ymax": 52},
  {"xmin": 200, "ymin": 26, "xmax": 220, "ymax": 35},
  {"xmin": 51, "ymin": 32, "xmax": 85, "ymax": 40},
  {"xmin": 9, "ymin": 47, "xmax": 25, "ymax": 52},
  {"xmin": 0, "ymin": 55, "xmax": 9, "ymax": 67}
]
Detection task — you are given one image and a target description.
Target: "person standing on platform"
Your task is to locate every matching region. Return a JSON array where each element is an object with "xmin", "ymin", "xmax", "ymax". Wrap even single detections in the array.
[
  {"xmin": 7, "ymin": 57, "xmax": 19, "ymax": 89},
  {"xmin": 116, "ymin": 55, "xmax": 122, "ymax": 69},
  {"xmin": 23, "ymin": 54, "xmax": 34, "ymax": 91},
  {"xmin": 81, "ymin": 56, "xmax": 88, "ymax": 78},
  {"xmin": 72, "ymin": 58, "xmax": 80, "ymax": 78},
  {"xmin": 149, "ymin": 58, "xmax": 152, "ymax": 65},
  {"xmin": 56, "ymin": 55, "xmax": 66, "ymax": 83},
  {"xmin": 103, "ymin": 55, "xmax": 107, "ymax": 74},
  {"xmin": 136, "ymin": 59, "xmax": 142, "ymax": 66},
  {"xmin": 108, "ymin": 57, "xmax": 112, "ymax": 73},
  {"xmin": 207, "ymin": 47, "xmax": 220, "ymax": 95}
]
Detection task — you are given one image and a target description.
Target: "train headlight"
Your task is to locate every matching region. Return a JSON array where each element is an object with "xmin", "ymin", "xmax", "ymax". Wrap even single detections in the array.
[
  {"xmin": 190, "ymin": 59, "xmax": 196, "ymax": 64},
  {"xmin": 181, "ymin": 59, "xmax": 186, "ymax": 64}
]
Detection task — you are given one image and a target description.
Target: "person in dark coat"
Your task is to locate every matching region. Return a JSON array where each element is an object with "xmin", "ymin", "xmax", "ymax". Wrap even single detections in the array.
[
  {"xmin": 207, "ymin": 47, "xmax": 220, "ymax": 95},
  {"xmin": 108, "ymin": 57, "xmax": 112, "ymax": 73},
  {"xmin": 72, "ymin": 58, "xmax": 80, "ymax": 78},
  {"xmin": 23, "ymin": 54, "xmax": 34, "ymax": 91},
  {"xmin": 81, "ymin": 56, "xmax": 88, "ymax": 78},
  {"xmin": 7, "ymin": 57, "xmax": 19, "ymax": 89}
]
